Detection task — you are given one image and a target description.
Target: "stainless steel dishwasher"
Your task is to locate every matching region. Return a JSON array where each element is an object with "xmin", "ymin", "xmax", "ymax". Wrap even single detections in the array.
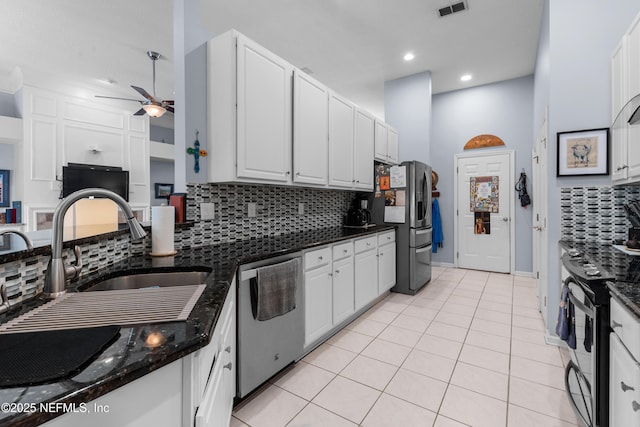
[{"xmin": 237, "ymin": 252, "xmax": 304, "ymax": 399}]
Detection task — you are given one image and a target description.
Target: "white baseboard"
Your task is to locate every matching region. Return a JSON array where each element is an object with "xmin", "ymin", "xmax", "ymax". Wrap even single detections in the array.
[
  {"xmin": 514, "ymin": 270, "xmax": 535, "ymax": 278},
  {"xmin": 432, "ymin": 261, "xmax": 455, "ymax": 268},
  {"xmin": 544, "ymin": 334, "xmax": 566, "ymax": 347}
]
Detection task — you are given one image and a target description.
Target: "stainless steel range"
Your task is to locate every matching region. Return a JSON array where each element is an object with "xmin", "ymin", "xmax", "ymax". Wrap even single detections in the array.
[{"xmin": 561, "ymin": 249, "xmax": 614, "ymax": 427}]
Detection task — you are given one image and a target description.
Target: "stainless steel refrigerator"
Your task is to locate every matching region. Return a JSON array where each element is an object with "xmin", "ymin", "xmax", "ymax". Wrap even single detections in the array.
[{"xmin": 369, "ymin": 160, "xmax": 432, "ymax": 295}]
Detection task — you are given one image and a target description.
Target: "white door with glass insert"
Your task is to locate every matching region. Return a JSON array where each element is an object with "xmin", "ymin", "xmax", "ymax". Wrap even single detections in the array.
[{"xmin": 455, "ymin": 151, "xmax": 514, "ymax": 273}]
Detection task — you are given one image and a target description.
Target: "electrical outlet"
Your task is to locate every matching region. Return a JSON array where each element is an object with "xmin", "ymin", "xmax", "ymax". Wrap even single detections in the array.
[
  {"xmin": 200, "ymin": 202, "xmax": 216, "ymax": 220},
  {"xmin": 247, "ymin": 202, "xmax": 256, "ymax": 218},
  {"xmin": 298, "ymin": 202, "xmax": 305, "ymax": 215}
]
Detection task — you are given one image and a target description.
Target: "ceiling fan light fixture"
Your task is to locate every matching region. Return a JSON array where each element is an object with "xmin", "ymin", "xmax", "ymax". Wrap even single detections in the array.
[{"xmin": 142, "ymin": 103, "xmax": 166, "ymax": 118}]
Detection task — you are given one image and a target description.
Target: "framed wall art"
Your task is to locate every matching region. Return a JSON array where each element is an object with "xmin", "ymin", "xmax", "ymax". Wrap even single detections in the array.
[
  {"xmin": 154, "ymin": 183, "xmax": 174, "ymax": 199},
  {"xmin": 557, "ymin": 128, "xmax": 609, "ymax": 177},
  {"xmin": 0, "ymin": 169, "xmax": 9, "ymax": 207}
]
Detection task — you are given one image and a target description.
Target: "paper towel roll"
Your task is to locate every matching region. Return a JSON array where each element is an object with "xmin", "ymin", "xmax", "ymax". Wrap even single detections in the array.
[{"xmin": 151, "ymin": 205, "xmax": 176, "ymax": 256}]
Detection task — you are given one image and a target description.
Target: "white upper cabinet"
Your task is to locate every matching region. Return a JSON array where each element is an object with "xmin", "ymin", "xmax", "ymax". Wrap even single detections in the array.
[
  {"xmin": 208, "ymin": 30, "xmax": 293, "ymax": 184},
  {"xmin": 329, "ymin": 92, "xmax": 355, "ymax": 188},
  {"xmin": 387, "ymin": 127, "xmax": 399, "ymax": 165},
  {"xmin": 611, "ymin": 12, "xmax": 640, "ymax": 185},
  {"xmin": 293, "ymin": 70, "xmax": 329, "ymax": 185},
  {"xmin": 207, "ymin": 29, "xmax": 391, "ymax": 188},
  {"xmin": 374, "ymin": 120, "xmax": 388, "ymax": 162},
  {"xmin": 374, "ymin": 119, "xmax": 398, "ymax": 164},
  {"xmin": 628, "ymin": 16, "xmax": 640, "ymax": 103},
  {"xmin": 612, "ymin": 37, "xmax": 629, "ymax": 123},
  {"xmin": 236, "ymin": 34, "xmax": 293, "ymax": 182},
  {"xmin": 353, "ymin": 109, "xmax": 375, "ymax": 190}
]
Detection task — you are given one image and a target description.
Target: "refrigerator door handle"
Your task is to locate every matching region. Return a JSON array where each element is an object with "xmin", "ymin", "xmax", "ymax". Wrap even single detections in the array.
[
  {"xmin": 415, "ymin": 245, "xmax": 432, "ymax": 254},
  {"xmin": 422, "ymin": 172, "xmax": 428, "ymax": 219}
]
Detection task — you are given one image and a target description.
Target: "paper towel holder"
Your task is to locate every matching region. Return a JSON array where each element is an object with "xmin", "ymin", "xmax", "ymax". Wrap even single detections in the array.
[{"xmin": 150, "ymin": 205, "xmax": 177, "ymax": 257}]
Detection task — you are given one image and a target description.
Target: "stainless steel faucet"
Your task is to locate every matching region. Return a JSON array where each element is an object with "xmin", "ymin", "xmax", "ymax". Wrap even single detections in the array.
[
  {"xmin": 44, "ymin": 188, "xmax": 147, "ymax": 298},
  {"xmin": 0, "ymin": 230, "xmax": 33, "ymax": 313},
  {"xmin": 0, "ymin": 229, "xmax": 34, "ymax": 252}
]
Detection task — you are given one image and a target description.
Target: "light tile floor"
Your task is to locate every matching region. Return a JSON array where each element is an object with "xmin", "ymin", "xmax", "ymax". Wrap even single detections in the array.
[{"xmin": 231, "ymin": 266, "xmax": 580, "ymax": 427}]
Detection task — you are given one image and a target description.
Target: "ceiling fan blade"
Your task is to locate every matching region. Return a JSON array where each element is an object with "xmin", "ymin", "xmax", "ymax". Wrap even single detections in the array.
[
  {"xmin": 95, "ymin": 95, "xmax": 142, "ymax": 103},
  {"xmin": 166, "ymin": 106, "xmax": 175, "ymax": 114},
  {"xmin": 131, "ymin": 85, "xmax": 156, "ymax": 102},
  {"xmin": 133, "ymin": 108, "xmax": 146, "ymax": 116}
]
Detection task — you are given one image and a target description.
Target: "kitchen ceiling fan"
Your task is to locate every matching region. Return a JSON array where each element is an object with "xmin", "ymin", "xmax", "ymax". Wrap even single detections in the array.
[{"xmin": 96, "ymin": 51, "xmax": 174, "ymax": 118}]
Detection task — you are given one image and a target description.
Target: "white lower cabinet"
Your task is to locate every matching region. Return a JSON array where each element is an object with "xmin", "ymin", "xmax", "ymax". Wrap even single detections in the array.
[
  {"xmin": 43, "ymin": 360, "xmax": 183, "ymax": 427},
  {"xmin": 610, "ymin": 333, "xmax": 640, "ymax": 427},
  {"xmin": 332, "ymin": 242, "xmax": 355, "ymax": 325},
  {"xmin": 304, "ymin": 262, "xmax": 334, "ymax": 347},
  {"xmin": 378, "ymin": 241, "xmax": 396, "ymax": 295},
  {"xmin": 354, "ymin": 236, "xmax": 379, "ymax": 311},
  {"xmin": 304, "ymin": 232, "xmax": 392, "ymax": 349},
  {"xmin": 193, "ymin": 283, "xmax": 236, "ymax": 427},
  {"xmin": 610, "ymin": 297, "xmax": 640, "ymax": 427}
]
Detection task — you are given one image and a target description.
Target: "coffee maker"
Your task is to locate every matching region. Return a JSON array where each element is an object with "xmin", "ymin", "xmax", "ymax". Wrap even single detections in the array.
[{"xmin": 346, "ymin": 198, "xmax": 372, "ymax": 227}]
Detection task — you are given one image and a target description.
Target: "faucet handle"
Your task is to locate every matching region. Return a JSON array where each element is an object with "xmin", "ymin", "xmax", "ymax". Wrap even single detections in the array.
[{"xmin": 64, "ymin": 245, "xmax": 84, "ymax": 280}]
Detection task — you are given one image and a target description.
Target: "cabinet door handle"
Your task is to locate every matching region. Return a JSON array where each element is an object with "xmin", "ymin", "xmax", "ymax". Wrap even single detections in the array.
[
  {"xmin": 296, "ymin": 172, "xmax": 300, "ymax": 176},
  {"xmin": 612, "ymin": 320, "xmax": 623, "ymax": 328},
  {"xmin": 633, "ymin": 401, "xmax": 640, "ymax": 412},
  {"xmin": 380, "ymin": 252, "xmax": 384, "ymax": 256},
  {"xmin": 224, "ymin": 362, "xmax": 233, "ymax": 370},
  {"xmin": 621, "ymin": 381, "xmax": 635, "ymax": 392},
  {"xmin": 318, "ymin": 256, "xmax": 323, "ymax": 261},
  {"xmin": 335, "ymin": 269, "xmax": 340, "ymax": 275},
  {"xmin": 343, "ymin": 249, "xmax": 348, "ymax": 254},
  {"xmin": 328, "ymin": 272, "xmax": 333, "ymax": 278},
  {"xmin": 225, "ymin": 346, "xmax": 231, "ymax": 353},
  {"xmin": 286, "ymin": 171, "xmax": 291, "ymax": 175}
]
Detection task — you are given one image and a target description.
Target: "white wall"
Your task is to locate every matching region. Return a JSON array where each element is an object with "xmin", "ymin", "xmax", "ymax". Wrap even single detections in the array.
[
  {"xmin": 384, "ymin": 72, "xmax": 432, "ymax": 165},
  {"xmin": 150, "ymin": 159, "xmax": 175, "ymax": 206},
  {"xmin": 431, "ymin": 76, "xmax": 535, "ymax": 273},
  {"xmin": 535, "ymin": 0, "xmax": 640, "ymax": 335}
]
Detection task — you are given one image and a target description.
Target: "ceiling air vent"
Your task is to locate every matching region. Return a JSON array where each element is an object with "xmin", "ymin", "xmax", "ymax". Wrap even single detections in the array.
[{"xmin": 438, "ymin": 1, "xmax": 467, "ymax": 17}]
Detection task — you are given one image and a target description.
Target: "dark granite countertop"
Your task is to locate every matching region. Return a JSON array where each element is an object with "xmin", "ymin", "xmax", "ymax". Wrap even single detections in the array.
[
  {"xmin": 0, "ymin": 224, "xmax": 393, "ymax": 427},
  {"xmin": 559, "ymin": 239, "xmax": 640, "ymax": 320}
]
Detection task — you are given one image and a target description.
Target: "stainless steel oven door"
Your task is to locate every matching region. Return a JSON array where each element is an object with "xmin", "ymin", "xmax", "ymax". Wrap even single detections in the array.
[{"xmin": 565, "ymin": 278, "xmax": 597, "ymax": 427}]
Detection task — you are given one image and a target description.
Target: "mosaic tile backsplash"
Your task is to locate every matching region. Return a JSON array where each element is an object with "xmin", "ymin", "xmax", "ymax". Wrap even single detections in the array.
[
  {"xmin": 0, "ymin": 183, "xmax": 357, "ymax": 308},
  {"xmin": 560, "ymin": 185, "xmax": 640, "ymax": 243}
]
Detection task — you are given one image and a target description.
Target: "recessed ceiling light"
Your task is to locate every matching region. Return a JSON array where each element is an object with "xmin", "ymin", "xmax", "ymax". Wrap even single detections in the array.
[
  {"xmin": 403, "ymin": 52, "xmax": 415, "ymax": 61},
  {"xmin": 460, "ymin": 74, "xmax": 472, "ymax": 82}
]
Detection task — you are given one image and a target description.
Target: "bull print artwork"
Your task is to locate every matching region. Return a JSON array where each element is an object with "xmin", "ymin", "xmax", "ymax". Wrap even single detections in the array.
[{"xmin": 567, "ymin": 137, "xmax": 598, "ymax": 168}]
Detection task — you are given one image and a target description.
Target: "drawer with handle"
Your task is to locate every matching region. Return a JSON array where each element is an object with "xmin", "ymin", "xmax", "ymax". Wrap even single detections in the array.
[
  {"xmin": 354, "ymin": 235, "xmax": 377, "ymax": 254},
  {"xmin": 378, "ymin": 231, "xmax": 395, "ymax": 246},
  {"xmin": 611, "ymin": 297, "xmax": 640, "ymax": 360},
  {"xmin": 304, "ymin": 247, "xmax": 332, "ymax": 270},
  {"xmin": 333, "ymin": 241, "xmax": 353, "ymax": 261}
]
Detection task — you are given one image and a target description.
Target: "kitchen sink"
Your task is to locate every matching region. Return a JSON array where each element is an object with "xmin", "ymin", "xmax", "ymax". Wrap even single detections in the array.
[{"xmin": 85, "ymin": 270, "xmax": 211, "ymax": 292}]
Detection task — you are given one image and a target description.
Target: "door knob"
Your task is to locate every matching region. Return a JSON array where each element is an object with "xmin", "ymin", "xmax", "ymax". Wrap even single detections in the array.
[
  {"xmin": 533, "ymin": 226, "xmax": 542, "ymax": 231},
  {"xmin": 224, "ymin": 362, "xmax": 233, "ymax": 370},
  {"xmin": 502, "ymin": 217, "xmax": 509, "ymax": 222}
]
